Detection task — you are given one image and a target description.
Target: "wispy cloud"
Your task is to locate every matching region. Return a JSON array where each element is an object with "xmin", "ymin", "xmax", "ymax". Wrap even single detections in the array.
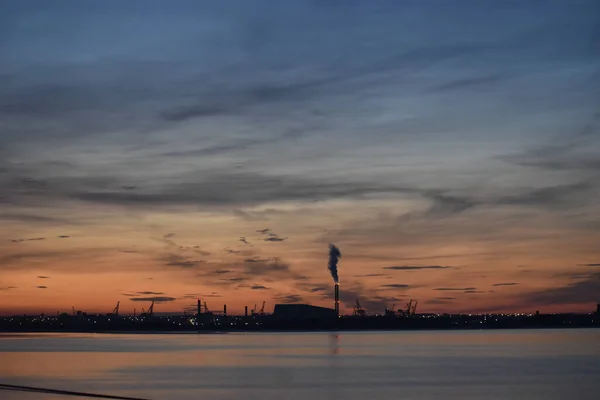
[
  {"xmin": 243, "ymin": 257, "xmax": 294, "ymax": 277},
  {"xmin": 429, "ymin": 73, "xmax": 507, "ymax": 93},
  {"xmin": 263, "ymin": 236, "xmax": 287, "ymax": 242},
  {"xmin": 157, "ymin": 234, "xmax": 208, "ymax": 269},
  {"xmin": 255, "ymin": 228, "xmax": 287, "ymax": 242},
  {"xmin": 161, "ymin": 252, "xmax": 205, "ymax": 269},
  {"xmin": 383, "ymin": 265, "xmax": 451, "ymax": 270},
  {"xmin": 244, "ymin": 257, "xmax": 272, "ymax": 263},
  {"xmin": 166, "ymin": 260, "xmax": 205, "ymax": 268},
  {"xmin": 10, "ymin": 237, "xmax": 46, "ymax": 243},
  {"xmin": 380, "ymin": 284, "xmax": 412, "ymax": 289},
  {"xmin": 321, "ymin": 281, "xmax": 401, "ymax": 312},
  {"xmin": 274, "ymin": 294, "xmax": 303, "ymax": 304},
  {"xmin": 129, "ymin": 296, "xmax": 176, "ymax": 303},
  {"xmin": 220, "ymin": 277, "xmax": 247, "ymax": 283},
  {"xmin": 211, "ymin": 269, "xmax": 232, "ymax": 275},
  {"xmin": 0, "ymin": 213, "xmax": 72, "ymax": 224},
  {"xmin": 520, "ymin": 274, "xmax": 600, "ymax": 306}
]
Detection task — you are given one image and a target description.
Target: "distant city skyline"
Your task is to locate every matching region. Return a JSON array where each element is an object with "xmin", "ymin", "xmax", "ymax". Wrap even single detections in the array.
[{"xmin": 1, "ymin": 1, "xmax": 599, "ymax": 315}]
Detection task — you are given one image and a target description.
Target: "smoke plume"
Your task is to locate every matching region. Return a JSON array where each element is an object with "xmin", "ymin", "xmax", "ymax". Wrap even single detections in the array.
[{"xmin": 328, "ymin": 243, "xmax": 341, "ymax": 283}]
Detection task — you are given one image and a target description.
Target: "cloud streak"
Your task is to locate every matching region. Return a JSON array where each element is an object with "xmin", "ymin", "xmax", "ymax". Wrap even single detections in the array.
[
  {"xmin": 383, "ymin": 265, "xmax": 451, "ymax": 270},
  {"xmin": 135, "ymin": 291, "xmax": 165, "ymax": 295},
  {"xmin": 380, "ymin": 284, "xmax": 412, "ymax": 289},
  {"xmin": 520, "ymin": 274, "xmax": 600, "ymax": 307},
  {"xmin": 129, "ymin": 296, "xmax": 176, "ymax": 303}
]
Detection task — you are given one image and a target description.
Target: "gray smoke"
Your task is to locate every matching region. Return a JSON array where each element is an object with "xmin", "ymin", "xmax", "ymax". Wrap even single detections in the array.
[{"xmin": 328, "ymin": 243, "xmax": 341, "ymax": 283}]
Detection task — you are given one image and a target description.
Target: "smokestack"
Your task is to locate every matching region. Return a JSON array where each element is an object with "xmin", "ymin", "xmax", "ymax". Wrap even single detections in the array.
[
  {"xmin": 328, "ymin": 244, "xmax": 341, "ymax": 317},
  {"xmin": 335, "ymin": 283, "xmax": 339, "ymax": 317},
  {"xmin": 244, "ymin": 306, "xmax": 248, "ymax": 317},
  {"xmin": 328, "ymin": 244, "xmax": 341, "ymax": 284},
  {"xmin": 223, "ymin": 304, "xmax": 227, "ymax": 315},
  {"xmin": 197, "ymin": 299, "xmax": 201, "ymax": 316}
]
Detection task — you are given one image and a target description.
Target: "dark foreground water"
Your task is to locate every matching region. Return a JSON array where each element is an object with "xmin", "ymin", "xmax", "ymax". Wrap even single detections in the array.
[{"xmin": 1, "ymin": 329, "xmax": 599, "ymax": 400}]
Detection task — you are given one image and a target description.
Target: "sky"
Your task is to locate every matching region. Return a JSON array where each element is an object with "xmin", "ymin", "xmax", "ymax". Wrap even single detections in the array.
[{"xmin": 1, "ymin": 0, "xmax": 599, "ymax": 316}]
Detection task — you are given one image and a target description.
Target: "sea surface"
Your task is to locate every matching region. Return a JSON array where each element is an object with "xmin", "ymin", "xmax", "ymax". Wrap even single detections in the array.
[{"xmin": 1, "ymin": 329, "xmax": 599, "ymax": 400}]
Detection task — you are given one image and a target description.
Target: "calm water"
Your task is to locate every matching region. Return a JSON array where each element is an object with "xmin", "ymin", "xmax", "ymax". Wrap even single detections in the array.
[{"xmin": 1, "ymin": 329, "xmax": 599, "ymax": 400}]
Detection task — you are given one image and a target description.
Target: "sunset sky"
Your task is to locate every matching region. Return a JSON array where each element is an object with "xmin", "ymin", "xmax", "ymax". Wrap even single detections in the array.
[{"xmin": 1, "ymin": 1, "xmax": 599, "ymax": 316}]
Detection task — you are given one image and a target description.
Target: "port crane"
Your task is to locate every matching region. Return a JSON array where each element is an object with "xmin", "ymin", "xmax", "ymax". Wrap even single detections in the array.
[
  {"xmin": 109, "ymin": 301, "xmax": 120, "ymax": 317},
  {"xmin": 141, "ymin": 301, "xmax": 154, "ymax": 317},
  {"xmin": 259, "ymin": 301, "xmax": 266, "ymax": 315},
  {"xmin": 398, "ymin": 299, "xmax": 418, "ymax": 317},
  {"xmin": 353, "ymin": 299, "xmax": 367, "ymax": 316},
  {"xmin": 197, "ymin": 299, "xmax": 211, "ymax": 314},
  {"xmin": 384, "ymin": 303, "xmax": 396, "ymax": 316},
  {"xmin": 197, "ymin": 299, "xmax": 210, "ymax": 314}
]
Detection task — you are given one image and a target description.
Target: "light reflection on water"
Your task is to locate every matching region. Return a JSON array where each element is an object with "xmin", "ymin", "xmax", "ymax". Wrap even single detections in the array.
[{"xmin": 1, "ymin": 329, "xmax": 599, "ymax": 400}]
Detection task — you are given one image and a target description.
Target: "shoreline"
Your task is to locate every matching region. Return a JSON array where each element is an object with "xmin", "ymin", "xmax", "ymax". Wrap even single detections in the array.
[{"xmin": 2, "ymin": 325, "xmax": 599, "ymax": 335}]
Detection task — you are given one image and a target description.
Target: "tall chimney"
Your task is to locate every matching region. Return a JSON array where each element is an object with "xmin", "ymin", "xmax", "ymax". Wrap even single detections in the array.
[
  {"xmin": 223, "ymin": 304, "xmax": 227, "ymax": 316},
  {"xmin": 197, "ymin": 299, "xmax": 201, "ymax": 316},
  {"xmin": 244, "ymin": 306, "xmax": 248, "ymax": 317},
  {"xmin": 334, "ymin": 283, "xmax": 339, "ymax": 317}
]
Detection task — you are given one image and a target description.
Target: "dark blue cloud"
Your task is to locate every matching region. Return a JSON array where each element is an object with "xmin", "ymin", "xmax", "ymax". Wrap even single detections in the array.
[{"xmin": 521, "ymin": 274, "xmax": 600, "ymax": 306}]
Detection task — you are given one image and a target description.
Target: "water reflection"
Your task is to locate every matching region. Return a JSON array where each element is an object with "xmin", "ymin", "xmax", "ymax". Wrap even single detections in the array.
[
  {"xmin": 0, "ymin": 330, "xmax": 599, "ymax": 400},
  {"xmin": 329, "ymin": 334, "xmax": 340, "ymax": 356},
  {"xmin": 326, "ymin": 334, "xmax": 341, "ymax": 400}
]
